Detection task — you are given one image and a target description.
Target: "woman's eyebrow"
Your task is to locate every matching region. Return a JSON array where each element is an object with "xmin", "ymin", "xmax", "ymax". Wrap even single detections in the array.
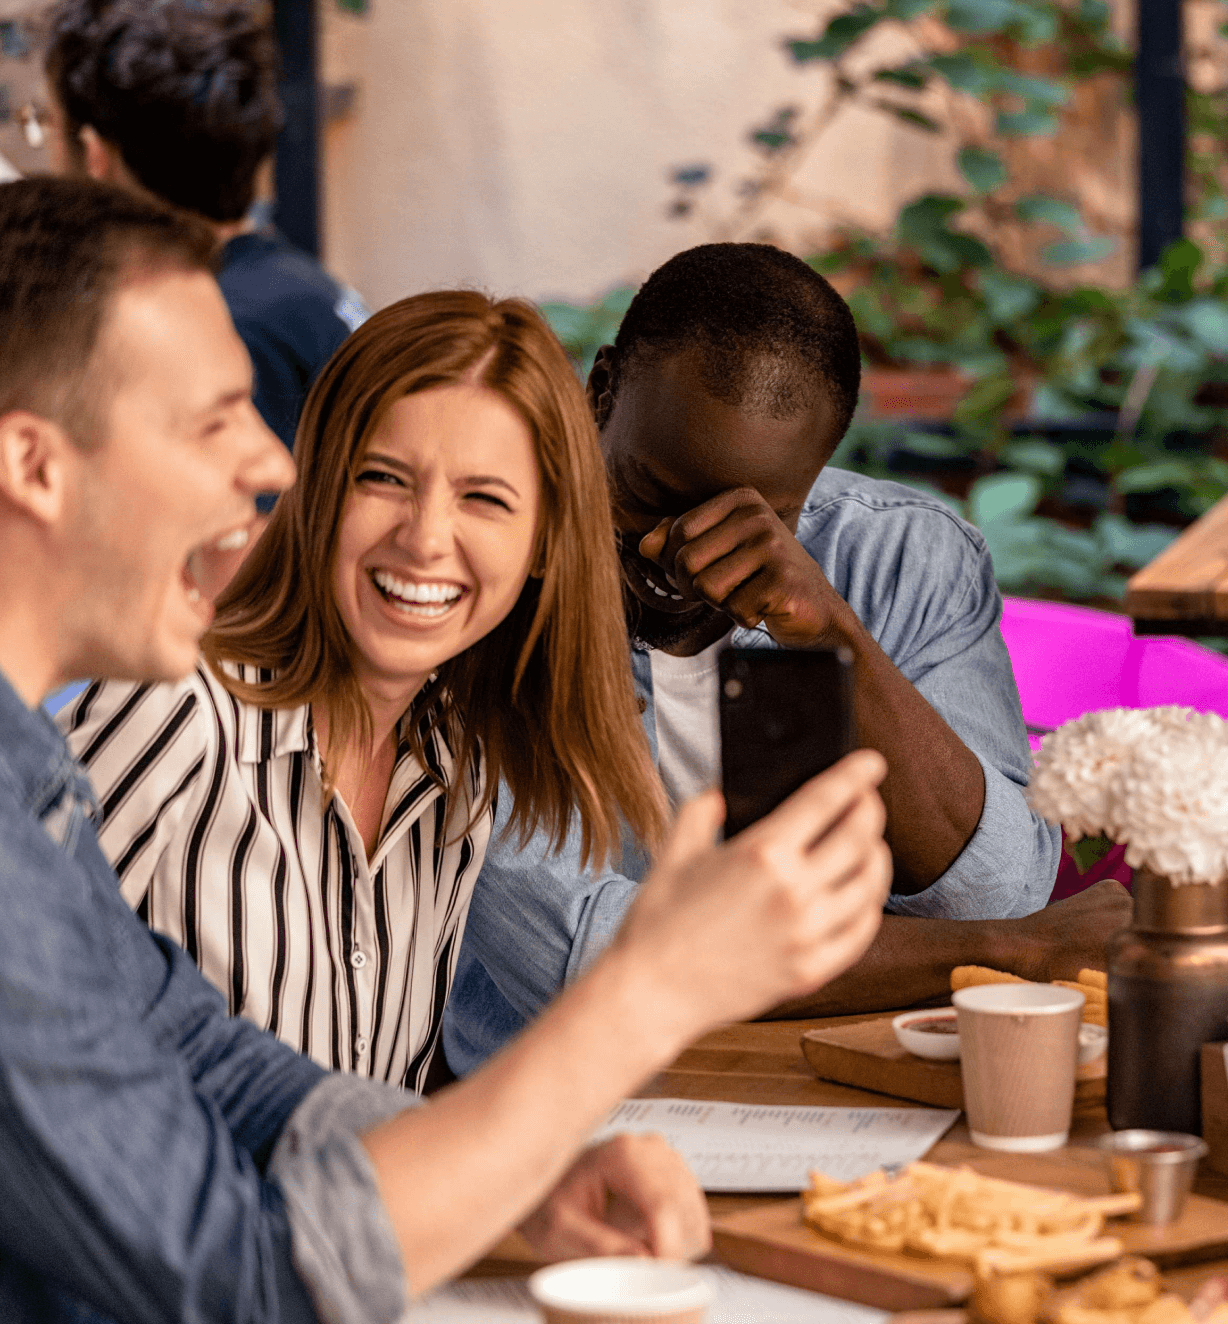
[
  {"xmin": 362, "ymin": 452, "xmax": 522, "ymax": 501},
  {"xmin": 456, "ymin": 473, "xmax": 521, "ymax": 499},
  {"xmin": 363, "ymin": 450, "xmax": 412, "ymax": 475}
]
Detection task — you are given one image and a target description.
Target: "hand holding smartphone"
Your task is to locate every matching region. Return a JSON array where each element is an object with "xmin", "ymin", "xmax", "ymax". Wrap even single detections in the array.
[{"xmin": 719, "ymin": 648, "xmax": 855, "ymax": 839}]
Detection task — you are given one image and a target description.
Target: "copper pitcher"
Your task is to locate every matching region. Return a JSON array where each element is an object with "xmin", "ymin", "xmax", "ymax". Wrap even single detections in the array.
[{"xmin": 1108, "ymin": 868, "xmax": 1228, "ymax": 1135}]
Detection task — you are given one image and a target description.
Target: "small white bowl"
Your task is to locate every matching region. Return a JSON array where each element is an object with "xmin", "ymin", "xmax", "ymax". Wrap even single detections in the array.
[
  {"xmin": 528, "ymin": 1259, "xmax": 712, "ymax": 1323},
  {"xmin": 892, "ymin": 1009, "xmax": 961, "ymax": 1060},
  {"xmin": 892, "ymin": 1007, "xmax": 1107, "ymax": 1066}
]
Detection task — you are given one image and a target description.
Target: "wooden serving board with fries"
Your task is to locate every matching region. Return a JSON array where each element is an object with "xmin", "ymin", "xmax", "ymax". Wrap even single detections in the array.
[
  {"xmin": 799, "ymin": 1015, "xmax": 1107, "ymax": 1110},
  {"xmin": 711, "ymin": 1155, "xmax": 1228, "ymax": 1312}
]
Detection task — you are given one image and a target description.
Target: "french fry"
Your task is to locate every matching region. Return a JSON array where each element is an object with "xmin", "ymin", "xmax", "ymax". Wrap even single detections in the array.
[
  {"xmin": 952, "ymin": 966, "xmax": 1029, "ymax": 991},
  {"xmin": 1078, "ymin": 969, "xmax": 1108, "ymax": 991},
  {"xmin": 1075, "ymin": 1195, "xmax": 1143, "ymax": 1219},
  {"xmin": 806, "ymin": 1170, "xmax": 848, "ymax": 1200},
  {"xmin": 801, "ymin": 1163, "xmax": 1138, "ymax": 1276},
  {"xmin": 975, "ymin": 1237, "xmax": 1123, "ymax": 1277},
  {"xmin": 801, "ymin": 1168, "xmax": 888, "ymax": 1215}
]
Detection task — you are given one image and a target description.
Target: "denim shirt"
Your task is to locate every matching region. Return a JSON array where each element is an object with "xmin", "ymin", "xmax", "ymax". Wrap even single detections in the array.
[
  {"xmin": 0, "ymin": 671, "xmax": 410, "ymax": 1324},
  {"xmin": 443, "ymin": 467, "xmax": 1062, "ymax": 1076}
]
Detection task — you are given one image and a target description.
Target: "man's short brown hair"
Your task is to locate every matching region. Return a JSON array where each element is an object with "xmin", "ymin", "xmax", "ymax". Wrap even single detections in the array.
[{"xmin": 0, "ymin": 176, "xmax": 217, "ymax": 445}]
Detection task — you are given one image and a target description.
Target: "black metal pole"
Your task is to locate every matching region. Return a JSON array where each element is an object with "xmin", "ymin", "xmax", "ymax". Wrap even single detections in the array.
[
  {"xmin": 272, "ymin": 0, "xmax": 320, "ymax": 257},
  {"xmin": 1136, "ymin": 0, "xmax": 1185, "ymax": 270}
]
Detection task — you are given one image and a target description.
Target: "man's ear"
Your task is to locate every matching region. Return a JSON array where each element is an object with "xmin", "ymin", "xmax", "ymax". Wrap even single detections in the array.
[
  {"xmin": 79, "ymin": 124, "xmax": 130, "ymax": 186},
  {"xmin": 586, "ymin": 345, "xmax": 617, "ymax": 430},
  {"xmin": 0, "ymin": 411, "xmax": 72, "ymax": 527}
]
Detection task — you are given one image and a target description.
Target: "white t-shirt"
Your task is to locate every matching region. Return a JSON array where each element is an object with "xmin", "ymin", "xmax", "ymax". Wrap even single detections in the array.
[{"xmin": 649, "ymin": 629, "xmax": 735, "ymax": 807}]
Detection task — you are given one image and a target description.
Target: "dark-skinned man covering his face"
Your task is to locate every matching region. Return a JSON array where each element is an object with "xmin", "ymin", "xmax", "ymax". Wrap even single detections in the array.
[{"xmin": 443, "ymin": 243, "xmax": 1130, "ymax": 1075}]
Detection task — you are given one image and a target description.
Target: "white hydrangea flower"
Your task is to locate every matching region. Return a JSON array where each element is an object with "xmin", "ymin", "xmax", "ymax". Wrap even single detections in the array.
[
  {"xmin": 1028, "ymin": 708, "xmax": 1168, "ymax": 839},
  {"xmin": 1027, "ymin": 706, "xmax": 1228, "ymax": 885}
]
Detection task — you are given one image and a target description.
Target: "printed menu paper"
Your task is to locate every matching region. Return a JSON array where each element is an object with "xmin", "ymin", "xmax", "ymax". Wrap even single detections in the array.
[
  {"xmin": 402, "ymin": 1266, "xmax": 889, "ymax": 1324},
  {"xmin": 590, "ymin": 1098, "xmax": 960, "ymax": 1192}
]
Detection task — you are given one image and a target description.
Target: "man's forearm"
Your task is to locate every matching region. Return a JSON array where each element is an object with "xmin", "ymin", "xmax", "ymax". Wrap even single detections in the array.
[
  {"xmin": 362, "ymin": 946, "xmax": 689, "ymax": 1295},
  {"xmin": 764, "ymin": 914, "xmax": 999, "ymax": 1017},
  {"xmin": 764, "ymin": 882, "xmax": 1132, "ymax": 1019},
  {"xmin": 829, "ymin": 603, "xmax": 985, "ymax": 893},
  {"xmin": 362, "ymin": 763, "xmax": 894, "ymax": 1293}
]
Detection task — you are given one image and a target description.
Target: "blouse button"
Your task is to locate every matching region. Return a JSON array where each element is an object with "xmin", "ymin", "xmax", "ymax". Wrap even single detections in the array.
[
  {"xmin": 355, "ymin": 1036, "xmax": 369, "ymax": 1057},
  {"xmin": 351, "ymin": 950, "xmax": 367, "ymax": 969}
]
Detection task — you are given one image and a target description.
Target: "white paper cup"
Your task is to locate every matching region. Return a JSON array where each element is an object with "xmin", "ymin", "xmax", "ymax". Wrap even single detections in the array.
[
  {"xmin": 527, "ymin": 1259, "xmax": 712, "ymax": 1324},
  {"xmin": 954, "ymin": 982, "xmax": 1084, "ymax": 1152}
]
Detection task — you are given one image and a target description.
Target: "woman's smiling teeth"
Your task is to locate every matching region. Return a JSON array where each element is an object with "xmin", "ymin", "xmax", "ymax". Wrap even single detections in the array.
[{"xmin": 371, "ymin": 569, "xmax": 464, "ymax": 617}]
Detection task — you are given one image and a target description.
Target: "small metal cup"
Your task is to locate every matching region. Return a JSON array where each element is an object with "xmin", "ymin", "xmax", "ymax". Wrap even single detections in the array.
[{"xmin": 1096, "ymin": 1129, "xmax": 1209, "ymax": 1225}]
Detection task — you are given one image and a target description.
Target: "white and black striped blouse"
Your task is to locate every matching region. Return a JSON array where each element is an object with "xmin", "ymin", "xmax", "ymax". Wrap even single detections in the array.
[{"xmin": 58, "ymin": 662, "xmax": 492, "ymax": 1093}]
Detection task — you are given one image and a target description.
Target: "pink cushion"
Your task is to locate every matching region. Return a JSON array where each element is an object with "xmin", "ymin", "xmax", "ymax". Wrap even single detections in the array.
[{"xmin": 1001, "ymin": 598, "xmax": 1228, "ymax": 730}]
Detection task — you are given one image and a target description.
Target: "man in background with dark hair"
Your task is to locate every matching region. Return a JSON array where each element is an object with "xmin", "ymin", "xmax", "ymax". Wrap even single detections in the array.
[
  {"xmin": 43, "ymin": 0, "xmax": 367, "ymax": 572},
  {"xmin": 444, "ymin": 242, "xmax": 1130, "ymax": 1077}
]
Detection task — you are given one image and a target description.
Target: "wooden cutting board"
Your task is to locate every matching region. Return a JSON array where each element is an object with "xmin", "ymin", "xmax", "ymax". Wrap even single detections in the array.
[
  {"xmin": 800, "ymin": 1015, "xmax": 1106, "ymax": 1110},
  {"xmin": 712, "ymin": 1151, "xmax": 1228, "ymax": 1311}
]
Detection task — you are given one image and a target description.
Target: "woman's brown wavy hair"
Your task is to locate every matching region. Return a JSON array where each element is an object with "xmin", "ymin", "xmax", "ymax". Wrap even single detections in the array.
[{"xmin": 204, "ymin": 290, "xmax": 667, "ymax": 867}]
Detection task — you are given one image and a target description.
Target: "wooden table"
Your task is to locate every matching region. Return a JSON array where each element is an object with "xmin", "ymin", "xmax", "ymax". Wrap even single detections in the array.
[
  {"xmin": 1126, "ymin": 493, "xmax": 1228, "ymax": 636},
  {"xmin": 478, "ymin": 1013, "xmax": 1228, "ymax": 1302}
]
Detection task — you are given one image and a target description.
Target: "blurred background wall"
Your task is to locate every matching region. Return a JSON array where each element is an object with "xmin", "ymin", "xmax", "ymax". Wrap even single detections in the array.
[
  {"xmin": 1, "ymin": 0, "xmax": 1221, "ymax": 309},
  {"xmin": 318, "ymin": 0, "xmax": 1089, "ymax": 307},
  {"xmin": 0, "ymin": 0, "xmax": 1159, "ymax": 306}
]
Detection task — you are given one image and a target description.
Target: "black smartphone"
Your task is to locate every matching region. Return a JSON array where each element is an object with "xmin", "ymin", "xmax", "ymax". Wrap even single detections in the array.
[{"xmin": 719, "ymin": 647, "xmax": 855, "ymax": 839}]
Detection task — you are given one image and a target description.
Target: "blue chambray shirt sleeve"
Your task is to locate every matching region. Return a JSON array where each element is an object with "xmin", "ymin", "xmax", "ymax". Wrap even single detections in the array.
[
  {"xmin": 885, "ymin": 551, "xmax": 1060, "ymax": 919},
  {"xmin": 444, "ymin": 656, "xmax": 656, "ymax": 1076},
  {"xmin": 801, "ymin": 477, "xmax": 1060, "ymax": 919},
  {"xmin": 271, "ymin": 1074, "xmax": 415, "ymax": 1321},
  {"xmin": 442, "ymin": 786, "xmax": 645, "ymax": 1076}
]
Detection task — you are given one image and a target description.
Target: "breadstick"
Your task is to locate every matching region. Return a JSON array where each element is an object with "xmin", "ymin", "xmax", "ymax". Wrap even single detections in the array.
[
  {"xmin": 1049, "ymin": 980, "xmax": 1107, "ymax": 1026},
  {"xmin": 1052, "ymin": 979, "xmax": 1105, "ymax": 996},
  {"xmin": 951, "ymin": 966, "xmax": 1028, "ymax": 991},
  {"xmin": 1077, "ymin": 969, "xmax": 1108, "ymax": 991}
]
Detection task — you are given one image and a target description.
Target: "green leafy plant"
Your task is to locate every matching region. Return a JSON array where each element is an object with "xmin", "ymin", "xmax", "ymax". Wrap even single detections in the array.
[
  {"xmin": 539, "ymin": 286, "xmax": 636, "ymax": 379},
  {"xmin": 542, "ymin": 2, "xmax": 1228, "ymax": 618},
  {"xmin": 789, "ymin": 0, "xmax": 1228, "ymax": 595}
]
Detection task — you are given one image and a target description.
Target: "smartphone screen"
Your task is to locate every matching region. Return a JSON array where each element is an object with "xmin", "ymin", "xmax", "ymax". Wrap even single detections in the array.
[{"xmin": 719, "ymin": 648, "xmax": 854, "ymax": 839}]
